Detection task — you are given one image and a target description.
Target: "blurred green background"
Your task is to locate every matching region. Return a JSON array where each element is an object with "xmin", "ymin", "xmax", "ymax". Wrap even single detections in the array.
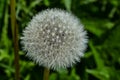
[{"xmin": 0, "ymin": 0, "xmax": 120, "ymax": 80}]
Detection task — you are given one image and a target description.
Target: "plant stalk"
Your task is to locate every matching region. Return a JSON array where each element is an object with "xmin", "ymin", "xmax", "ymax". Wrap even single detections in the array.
[
  {"xmin": 10, "ymin": 0, "xmax": 20, "ymax": 80},
  {"xmin": 43, "ymin": 67, "xmax": 50, "ymax": 80}
]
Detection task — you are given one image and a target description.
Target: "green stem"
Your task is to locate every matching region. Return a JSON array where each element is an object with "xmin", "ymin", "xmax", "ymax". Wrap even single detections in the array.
[
  {"xmin": 43, "ymin": 68, "xmax": 50, "ymax": 80},
  {"xmin": 10, "ymin": 0, "xmax": 20, "ymax": 80}
]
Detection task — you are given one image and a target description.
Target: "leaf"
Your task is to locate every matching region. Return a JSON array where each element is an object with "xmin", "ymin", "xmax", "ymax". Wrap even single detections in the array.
[
  {"xmin": 0, "ymin": 63, "xmax": 14, "ymax": 72},
  {"xmin": 89, "ymin": 41, "xmax": 104, "ymax": 69},
  {"xmin": 0, "ymin": 0, "xmax": 6, "ymax": 37},
  {"xmin": 80, "ymin": 0, "xmax": 97, "ymax": 5},
  {"xmin": 29, "ymin": 0, "xmax": 42, "ymax": 9},
  {"xmin": 0, "ymin": 0, "xmax": 5, "ymax": 18},
  {"xmin": 104, "ymin": 25, "xmax": 120, "ymax": 48},
  {"xmin": 102, "ymin": 25, "xmax": 120, "ymax": 62},
  {"xmin": 44, "ymin": 0, "xmax": 50, "ymax": 6},
  {"xmin": 70, "ymin": 68, "xmax": 80, "ymax": 80},
  {"xmin": 108, "ymin": 7, "xmax": 117, "ymax": 18},
  {"xmin": 86, "ymin": 67, "xmax": 120, "ymax": 80},
  {"xmin": 110, "ymin": 0, "xmax": 119, "ymax": 6},
  {"xmin": 82, "ymin": 18, "xmax": 115, "ymax": 37},
  {"xmin": 24, "ymin": 74, "xmax": 30, "ymax": 80},
  {"xmin": 86, "ymin": 67, "xmax": 110, "ymax": 80},
  {"xmin": 50, "ymin": 73, "xmax": 57, "ymax": 80},
  {"xmin": 63, "ymin": 0, "xmax": 72, "ymax": 11}
]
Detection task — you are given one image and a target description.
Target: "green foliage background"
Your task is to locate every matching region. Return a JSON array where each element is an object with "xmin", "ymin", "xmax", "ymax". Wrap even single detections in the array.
[{"xmin": 0, "ymin": 0, "xmax": 120, "ymax": 80}]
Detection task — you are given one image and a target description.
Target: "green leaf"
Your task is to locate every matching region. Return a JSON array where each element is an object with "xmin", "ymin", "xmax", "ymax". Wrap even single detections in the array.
[
  {"xmin": 29, "ymin": 0, "xmax": 42, "ymax": 9},
  {"xmin": 44, "ymin": 0, "xmax": 50, "ymax": 6},
  {"xmin": 89, "ymin": 41, "xmax": 104, "ymax": 69},
  {"xmin": 82, "ymin": 18, "xmax": 115, "ymax": 37},
  {"xmin": 63, "ymin": 0, "xmax": 72, "ymax": 11},
  {"xmin": 24, "ymin": 75, "xmax": 30, "ymax": 80},
  {"xmin": 86, "ymin": 67, "xmax": 110, "ymax": 80},
  {"xmin": 102, "ymin": 25, "xmax": 120, "ymax": 62},
  {"xmin": 108, "ymin": 7, "xmax": 117, "ymax": 18},
  {"xmin": 50, "ymin": 73, "xmax": 57, "ymax": 80},
  {"xmin": 110, "ymin": 0, "xmax": 119, "ymax": 6},
  {"xmin": 80, "ymin": 0, "xmax": 97, "ymax": 5},
  {"xmin": 70, "ymin": 68, "xmax": 80, "ymax": 80},
  {"xmin": 104, "ymin": 25, "xmax": 120, "ymax": 48},
  {"xmin": 86, "ymin": 67, "xmax": 120, "ymax": 80}
]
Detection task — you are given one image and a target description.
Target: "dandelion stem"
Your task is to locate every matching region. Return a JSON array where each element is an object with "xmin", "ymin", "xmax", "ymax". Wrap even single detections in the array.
[
  {"xmin": 43, "ymin": 67, "xmax": 50, "ymax": 80},
  {"xmin": 10, "ymin": 0, "xmax": 20, "ymax": 80}
]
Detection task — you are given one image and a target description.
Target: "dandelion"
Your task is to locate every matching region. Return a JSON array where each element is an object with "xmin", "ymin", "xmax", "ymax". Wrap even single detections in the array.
[{"xmin": 21, "ymin": 8, "xmax": 88, "ymax": 70}]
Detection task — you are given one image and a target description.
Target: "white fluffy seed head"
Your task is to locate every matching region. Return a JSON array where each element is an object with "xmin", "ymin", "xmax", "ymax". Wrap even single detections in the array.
[{"xmin": 21, "ymin": 8, "xmax": 88, "ymax": 70}]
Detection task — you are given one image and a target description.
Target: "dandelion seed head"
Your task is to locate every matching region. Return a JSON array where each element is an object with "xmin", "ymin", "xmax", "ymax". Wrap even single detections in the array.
[{"xmin": 21, "ymin": 8, "xmax": 88, "ymax": 70}]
